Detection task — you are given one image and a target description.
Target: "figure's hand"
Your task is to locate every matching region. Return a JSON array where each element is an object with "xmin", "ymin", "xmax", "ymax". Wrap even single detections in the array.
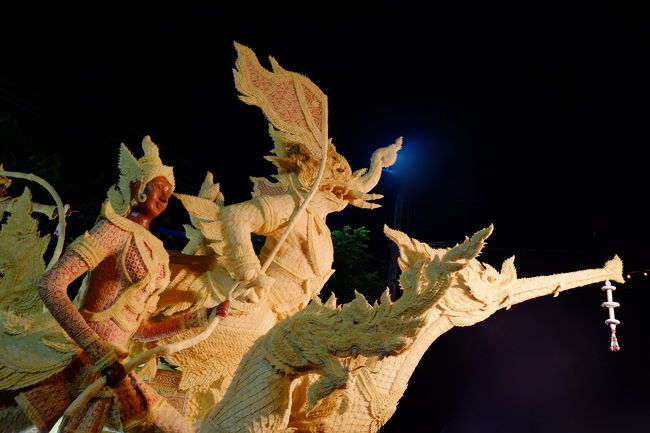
[
  {"xmin": 64, "ymin": 204, "xmax": 75, "ymax": 217},
  {"xmin": 246, "ymin": 273, "xmax": 275, "ymax": 292},
  {"xmin": 102, "ymin": 361, "xmax": 127, "ymax": 387},
  {"xmin": 372, "ymin": 137, "xmax": 402, "ymax": 168},
  {"xmin": 206, "ymin": 300, "xmax": 231, "ymax": 319},
  {"xmin": 52, "ymin": 204, "xmax": 75, "ymax": 219},
  {"xmin": 238, "ymin": 267, "xmax": 275, "ymax": 292},
  {"xmin": 234, "ymin": 268, "xmax": 275, "ymax": 303}
]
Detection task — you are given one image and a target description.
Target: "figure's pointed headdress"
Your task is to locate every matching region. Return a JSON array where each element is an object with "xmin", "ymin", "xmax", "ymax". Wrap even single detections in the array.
[
  {"xmin": 107, "ymin": 136, "xmax": 175, "ymax": 215},
  {"xmin": 234, "ymin": 43, "xmax": 357, "ymax": 198},
  {"xmin": 233, "ymin": 42, "xmax": 329, "ymax": 161}
]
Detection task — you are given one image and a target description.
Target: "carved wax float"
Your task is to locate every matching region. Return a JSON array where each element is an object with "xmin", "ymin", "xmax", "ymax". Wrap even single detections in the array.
[
  {"xmin": 152, "ymin": 44, "xmax": 624, "ymax": 433},
  {"xmin": 0, "ymin": 43, "xmax": 626, "ymax": 433}
]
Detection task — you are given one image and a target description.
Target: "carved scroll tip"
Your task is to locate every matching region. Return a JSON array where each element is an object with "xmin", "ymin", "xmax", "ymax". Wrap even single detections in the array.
[
  {"xmin": 472, "ymin": 224, "xmax": 494, "ymax": 242},
  {"xmin": 324, "ymin": 292, "xmax": 338, "ymax": 308},
  {"xmin": 605, "ymin": 255, "xmax": 625, "ymax": 284},
  {"xmin": 269, "ymin": 56, "xmax": 286, "ymax": 73}
]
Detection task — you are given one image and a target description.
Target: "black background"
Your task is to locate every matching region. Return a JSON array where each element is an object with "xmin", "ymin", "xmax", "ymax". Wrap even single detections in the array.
[{"xmin": 1, "ymin": 3, "xmax": 648, "ymax": 432}]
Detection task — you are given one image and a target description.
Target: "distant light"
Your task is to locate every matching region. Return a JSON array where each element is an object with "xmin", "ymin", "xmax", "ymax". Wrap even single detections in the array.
[
  {"xmin": 380, "ymin": 136, "xmax": 438, "ymax": 188},
  {"xmin": 626, "ymin": 274, "xmax": 631, "ymax": 279}
]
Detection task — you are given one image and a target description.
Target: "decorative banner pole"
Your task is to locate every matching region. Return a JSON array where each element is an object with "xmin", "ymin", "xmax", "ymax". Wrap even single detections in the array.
[{"xmin": 601, "ymin": 280, "xmax": 621, "ymax": 352}]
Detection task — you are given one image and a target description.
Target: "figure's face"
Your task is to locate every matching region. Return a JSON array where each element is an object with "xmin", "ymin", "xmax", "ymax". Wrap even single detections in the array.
[
  {"xmin": 320, "ymin": 147, "xmax": 352, "ymax": 200},
  {"xmin": 134, "ymin": 176, "xmax": 173, "ymax": 219},
  {"xmin": 327, "ymin": 149, "xmax": 352, "ymax": 182}
]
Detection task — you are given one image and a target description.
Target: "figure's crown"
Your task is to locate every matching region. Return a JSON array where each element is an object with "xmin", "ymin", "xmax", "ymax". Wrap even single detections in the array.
[
  {"xmin": 107, "ymin": 136, "xmax": 175, "ymax": 215},
  {"xmin": 136, "ymin": 136, "xmax": 175, "ymax": 189}
]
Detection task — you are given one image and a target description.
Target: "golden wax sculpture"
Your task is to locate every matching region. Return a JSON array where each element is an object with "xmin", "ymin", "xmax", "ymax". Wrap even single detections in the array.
[{"xmin": 0, "ymin": 43, "xmax": 624, "ymax": 433}]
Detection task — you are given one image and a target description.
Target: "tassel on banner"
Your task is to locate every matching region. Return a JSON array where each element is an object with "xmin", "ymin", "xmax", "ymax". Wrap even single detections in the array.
[{"xmin": 609, "ymin": 328, "xmax": 620, "ymax": 352}]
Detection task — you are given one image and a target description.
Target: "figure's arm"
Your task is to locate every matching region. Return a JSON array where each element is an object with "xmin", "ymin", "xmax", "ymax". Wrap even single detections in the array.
[
  {"xmin": 221, "ymin": 194, "xmax": 294, "ymax": 285},
  {"xmin": 0, "ymin": 196, "xmax": 58, "ymax": 219},
  {"xmin": 38, "ymin": 220, "xmax": 128, "ymax": 373},
  {"xmin": 39, "ymin": 250, "xmax": 95, "ymax": 347},
  {"xmin": 133, "ymin": 301, "xmax": 230, "ymax": 342},
  {"xmin": 31, "ymin": 201, "xmax": 59, "ymax": 219},
  {"xmin": 133, "ymin": 311, "xmax": 206, "ymax": 342},
  {"xmin": 39, "ymin": 250, "xmax": 119, "ymax": 372}
]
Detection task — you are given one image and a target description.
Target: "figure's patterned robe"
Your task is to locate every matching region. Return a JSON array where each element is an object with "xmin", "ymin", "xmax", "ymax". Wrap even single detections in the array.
[{"xmin": 15, "ymin": 202, "xmax": 206, "ymax": 433}]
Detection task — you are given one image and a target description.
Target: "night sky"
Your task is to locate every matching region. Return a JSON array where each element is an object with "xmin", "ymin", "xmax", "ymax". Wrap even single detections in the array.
[{"xmin": 1, "ymin": 3, "xmax": 648, "ymax": 432}]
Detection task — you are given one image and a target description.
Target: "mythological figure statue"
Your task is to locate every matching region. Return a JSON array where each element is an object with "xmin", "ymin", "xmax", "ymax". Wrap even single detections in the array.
[
  {"xmin": 0, "ymin": 137, "xmax": 222, "ymax": 433},
  {"xmin": 155, "ymin": 43, "xmax": 401, "ymax": 421}
]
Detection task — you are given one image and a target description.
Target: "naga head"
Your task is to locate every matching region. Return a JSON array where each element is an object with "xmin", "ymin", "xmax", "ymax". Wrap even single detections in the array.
[
  {"xmin": 266, "ymin": 128, "xmax": 400, "ymax": 210},
  {"xmin": 305, "ymin": 222, "xmax": 492, "ymax": 360},
  {"xmin": 304, "ymin": 293, "xmax": 418, "ymax": 360}
]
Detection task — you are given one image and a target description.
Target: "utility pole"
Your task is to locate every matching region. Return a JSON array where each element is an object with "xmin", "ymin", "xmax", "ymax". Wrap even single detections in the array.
[{"xmin": 387, "ymin": 192, "xmax": 404, "ymax": 300}]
